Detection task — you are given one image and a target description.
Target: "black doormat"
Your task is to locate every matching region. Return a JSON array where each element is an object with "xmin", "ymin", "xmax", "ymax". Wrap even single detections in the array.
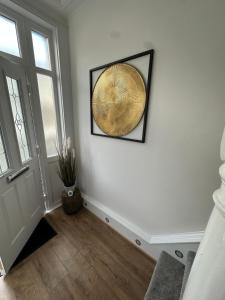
[{"xmin": 11, "ymin": 218, "xmax": 57, "ymax": 269}]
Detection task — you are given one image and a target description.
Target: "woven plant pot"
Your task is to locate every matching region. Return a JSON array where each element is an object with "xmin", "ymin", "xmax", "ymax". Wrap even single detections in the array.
[{"xmin": 61, "ymin": 188, "xmax": 83, "ymax": 215}]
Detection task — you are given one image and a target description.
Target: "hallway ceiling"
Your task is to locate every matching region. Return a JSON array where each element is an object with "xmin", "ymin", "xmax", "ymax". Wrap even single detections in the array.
[{"xmin": 38, "ymin": 0, "xmax": 83, "ymax": 15}]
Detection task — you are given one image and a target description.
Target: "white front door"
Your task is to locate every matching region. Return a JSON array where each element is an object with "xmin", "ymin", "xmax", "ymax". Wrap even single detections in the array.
[{"xmin": 0, "ymin": 57, "xmax": 44, "ymax": 273}]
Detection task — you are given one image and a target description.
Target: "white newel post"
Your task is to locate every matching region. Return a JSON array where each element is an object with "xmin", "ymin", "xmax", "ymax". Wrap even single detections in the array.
[{"xmin": 182, "ymin": 128, "xmax": 225, "ymax": 300}]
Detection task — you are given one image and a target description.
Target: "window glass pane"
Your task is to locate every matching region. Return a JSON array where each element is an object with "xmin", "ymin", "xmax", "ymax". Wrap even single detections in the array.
[
  {"xmin": 6, "ymin": 77, "xmax": 30, "ymax": 163},
  {"xmin": 37, "ymin": 74, "xmax": 58, "ymax": 157},
  {"xmin": 0, "ymin": 130, "xmax": 8, "ymax": 175},
  {"xmin": 31, "ymin": 31, "xmax": 51, "ymax": 70},
  {"xmin": 0, "ymin": 15, "xmax": 20, "ymax": 57}
]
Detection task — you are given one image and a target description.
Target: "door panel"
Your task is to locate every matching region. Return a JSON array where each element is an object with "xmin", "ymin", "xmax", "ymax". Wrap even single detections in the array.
[
  {"xmin": 2, "ymin": 187, "xmax": 24, "ymax": 241},
  {"xmin": 25, "ymin": 171, "xmax": 40, "ymax": 217},
  {"xmin": 0, "ymin": 57, "xmax": 44, "ymax": 273}
]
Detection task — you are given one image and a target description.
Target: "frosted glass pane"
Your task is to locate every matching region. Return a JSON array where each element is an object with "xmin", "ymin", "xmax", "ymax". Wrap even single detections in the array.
[
  {"xmin": 37, "ymin": 74, "xmax": 58, "ymax": 157},
  {"xmin": 0, "ymin": 15, "xmax": 20, "ymax": 57},
  {"xmin": 6, "ymin": 77, "xmax": 30, "ymax": 163},
  {"xmin": 32, "ymin": 31, "xmax": 51, "ymax": 70},
  {"xmin": 0, "ymin": 131, "xmax": 8, "ymax": 175}
]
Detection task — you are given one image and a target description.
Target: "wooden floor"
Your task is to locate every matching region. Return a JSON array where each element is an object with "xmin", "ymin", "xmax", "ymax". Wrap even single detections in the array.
[{"xmin": 0, "ymin": 207, "xmax": 155, "ymax": 300}]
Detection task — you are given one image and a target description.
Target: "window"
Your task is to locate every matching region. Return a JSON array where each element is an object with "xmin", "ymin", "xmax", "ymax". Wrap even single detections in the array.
[
  {"xmin": 37, "ymin": 74, "xmax": 58, "ymax": 157},
  {"xmin": 6, "ymin": 76, "xmax": 30, "ymax": 163},
  {"xmin": 31, "ymin": 30, "xmax": 59, "ymax": 157},
  {"xmin": 0, "ymin": 130, "xmax": 8, "ymax": 175},
  {"xmin": 31, "ymin": 31, "xmax": 51, "ymax": 70},
  {"xmin": 0, "ymin": 8, "xmax": 62, "ymax": 159},
  {"xmin": 0, "ymin": 15, "xmax": 20, "ymax": 57}
]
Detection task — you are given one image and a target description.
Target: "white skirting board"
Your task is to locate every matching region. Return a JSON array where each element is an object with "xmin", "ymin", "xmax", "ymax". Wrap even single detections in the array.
[{"xmin": 82, "ymin": 193, "xmax": 203, "ymax": 261}]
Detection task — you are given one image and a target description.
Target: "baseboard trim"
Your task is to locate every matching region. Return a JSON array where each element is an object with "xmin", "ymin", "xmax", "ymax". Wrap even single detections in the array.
[
  {"xmin": 150, "ymin": 231, "xmax": 204, "ymax": 244},
  {"xmin": 82, "ymin": 193, "xmax": 204, "ymax": 256}
]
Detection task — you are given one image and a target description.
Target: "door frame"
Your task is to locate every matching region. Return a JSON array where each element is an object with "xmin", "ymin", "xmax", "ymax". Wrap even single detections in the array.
[{"xmin": 0, "ymin": 4, "xmax": 66, "ymax": 210}]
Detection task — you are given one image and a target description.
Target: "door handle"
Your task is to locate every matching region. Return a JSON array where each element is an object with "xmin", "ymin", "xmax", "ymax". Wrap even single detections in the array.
[{"xmin": 7, "ymin": 166, "xmax": 29, "ymax": 183}]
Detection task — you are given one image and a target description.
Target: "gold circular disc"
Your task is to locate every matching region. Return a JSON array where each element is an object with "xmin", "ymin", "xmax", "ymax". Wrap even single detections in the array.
[{"xmin": 92, "ymin": 63, "xmax": 146, "ymax": 137}]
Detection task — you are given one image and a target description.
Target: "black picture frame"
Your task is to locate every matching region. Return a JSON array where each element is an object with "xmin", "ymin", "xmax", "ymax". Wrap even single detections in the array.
[{"xmin": 89, "ymin": 49, "xmax": 154, "ymax": 143}]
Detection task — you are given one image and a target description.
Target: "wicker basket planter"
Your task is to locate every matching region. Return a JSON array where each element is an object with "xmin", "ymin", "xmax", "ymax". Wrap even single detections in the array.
[{"xmin": 61, "ymin": 188, "xmax": 83, "ymax": 215}]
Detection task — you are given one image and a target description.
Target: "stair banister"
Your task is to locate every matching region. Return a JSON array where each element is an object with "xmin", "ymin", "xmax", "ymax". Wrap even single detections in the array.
[{"xmin": 182, "ymin": 128, "xmax": 225, "ymax": 300}]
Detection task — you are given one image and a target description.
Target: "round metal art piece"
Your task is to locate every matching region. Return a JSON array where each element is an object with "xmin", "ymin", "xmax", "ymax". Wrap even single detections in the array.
[{"xmin": 92, "ymin": 63, "xmax": 146, "ymax": 137}]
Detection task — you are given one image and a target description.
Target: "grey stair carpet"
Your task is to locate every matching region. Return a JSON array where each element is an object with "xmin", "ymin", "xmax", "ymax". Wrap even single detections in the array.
[
  {"xmin": 144, "ymin": 251, "xmax": 185, "ymax": 300},
  {"xmin": 179, "ymin": 251, "xmax": 196, "ymax": 299}
]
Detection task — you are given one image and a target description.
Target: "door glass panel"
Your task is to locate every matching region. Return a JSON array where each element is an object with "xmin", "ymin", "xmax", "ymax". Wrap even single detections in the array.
[
  {"xmin": 0, "ymin": 130, "xmax": 8, "ymax": 175},
  {"xmin": 6, "ymin": 77, "xmax": 30, "ymax": 163},
  {"xmin": 37, "ymin": 73, "xmax": 58, "ymax": 157},
  {"xmin": 0, "ymin": 15, "xmax": 20, "ymax": 57},
  {"xmin": 31, "ymin": 31, "xmax": 51, "ymax": 70}
]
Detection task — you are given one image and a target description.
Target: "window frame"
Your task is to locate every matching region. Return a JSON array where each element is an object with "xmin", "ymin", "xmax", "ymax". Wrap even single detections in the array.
[
  {"xmin": 0, "ymin": 98, "xmax": 15, "ymax": 179},
  {"xmin": 28, "ymin": 22, "xmax": 64, "ymax": 157},
  {"xmin": 0, "ymin": 5, "xmax": 65, "ymax": 159},
  {"xmin": 0, "ymin": 126, "xmax": 9, "ymax": 176}
]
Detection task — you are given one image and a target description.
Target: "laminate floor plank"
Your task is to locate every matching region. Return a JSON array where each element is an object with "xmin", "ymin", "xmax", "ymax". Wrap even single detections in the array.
[
  {"xmin": 2, "ymin": 260, "xmax": 50, "ymax": 300},
  {"xmin": 48, "ymin": 208, "xmax": 154, "ymax": 300},
  {"xmin": 31, "ymin": 241, "xmax": 68, "ymax": 290},
  {"xmin": 75, "ymin": 209, "xmax": 154, "ymax": 284},
  {"xmin": 62, "ymin": 214, "xmax": 148, "ymax": 299},
  {"xmin": 47, "ymin": 274, "xmax": 87, "ymax": 300},
  {"xmin": 0, "ymin": 207, "xmax": 155, "ymax": 300}
]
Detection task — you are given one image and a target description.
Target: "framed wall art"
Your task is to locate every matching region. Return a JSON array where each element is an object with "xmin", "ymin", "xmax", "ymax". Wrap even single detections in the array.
[{"xmin": 89, "ymin": 49, "xmax": 154, "ymax": 143}]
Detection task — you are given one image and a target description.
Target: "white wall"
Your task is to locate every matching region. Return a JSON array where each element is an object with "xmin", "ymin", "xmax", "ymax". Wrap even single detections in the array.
[{"xmin": 69, "ymin": 0, "xmax": 225, "ymax": 238}]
